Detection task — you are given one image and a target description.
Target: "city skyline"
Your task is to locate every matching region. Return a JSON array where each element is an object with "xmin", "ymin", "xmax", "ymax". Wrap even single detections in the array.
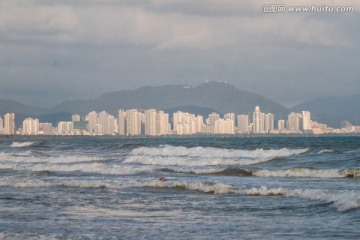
[{"xmin": 1, "ymin": 105, "xmax": 360, "ymax": 136}]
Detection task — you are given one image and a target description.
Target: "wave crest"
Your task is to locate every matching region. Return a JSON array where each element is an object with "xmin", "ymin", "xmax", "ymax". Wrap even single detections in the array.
[
  {"xmin": 10, "ymin": 141, "xmax": 36, "ymax": 148},
  {"xmin": 124, "ymin": 145, "xmax": 308, "ymax": 166}
]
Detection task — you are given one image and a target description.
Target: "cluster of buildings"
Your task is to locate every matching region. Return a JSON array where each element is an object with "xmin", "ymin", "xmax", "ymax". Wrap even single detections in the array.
[{"xmin": 0, "ymin": 106, "xmax": 359, "ymax": 136}]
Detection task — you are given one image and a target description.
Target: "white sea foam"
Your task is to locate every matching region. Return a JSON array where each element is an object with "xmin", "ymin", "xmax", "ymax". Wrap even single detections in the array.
[
  {"xmin": 133, "ymin": 181, "xmax": 237, "ymax": 194},
  {"xmin": 243, "ymin": 186, "xmax": 286, "ymax": 196},
  {"xmin": 10, "ymin": 141, "xmax": 36, "ymax": 148},
  {"xmin": 241, "ymin": 186, "xmax": 360, "ymax": 211},
  {"xmin": 285, "ymin": 189, "xmax": 360, "ymax": 211},
  {"xmin": 124, "ymin": 145, "xmax": 308, "ymax": 166},
  {"xmin": 253, "ymin": 168, "xmax": 343, "ymax": 178},
  {"xmin": 318, "ymin": 149, "xmax": 334, "ymax": 154}
]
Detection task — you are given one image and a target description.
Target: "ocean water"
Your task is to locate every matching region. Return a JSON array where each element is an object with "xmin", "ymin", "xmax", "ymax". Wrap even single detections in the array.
[{"xmin": 0, "ymin": 136, "xmax": 359, "ymax": 239}]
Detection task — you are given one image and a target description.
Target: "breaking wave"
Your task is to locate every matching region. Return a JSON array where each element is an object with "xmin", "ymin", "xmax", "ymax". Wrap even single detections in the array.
[
  {"xmin": 285, "ymin": 188, "xmax": 360, "ymax": 211},
  {"xmin": 241, "ymin": 186, "xmax": 360, "ymax": 211},
  {"xmin": 1, "ymin": 176, "xmax": 358, "ymax": 211},
  {"xmin": 10, "ymin": 141, "xmax": 37, "ymax": 148},
  {"xmin": 157, "ymin": 167, "xmax": 360, "ymax": 178},
  {"xmin": 124, "ymin": 145, "xmax": 308, "ymax": 166},
  {"xmin": 133, "ymin": 181, "xmax": 237, "ymax": 194}
]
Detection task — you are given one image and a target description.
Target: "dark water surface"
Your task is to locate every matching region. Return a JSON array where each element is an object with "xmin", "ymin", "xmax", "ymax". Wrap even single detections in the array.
[{"xmin": 0, "ymin": 136, "xmax": 359, "ymax": 239}]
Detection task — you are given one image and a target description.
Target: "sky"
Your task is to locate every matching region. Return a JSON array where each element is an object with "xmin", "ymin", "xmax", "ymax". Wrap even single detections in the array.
[{"xmin": 0, "ymin": 0, "xmax": 359, "ymax": 108}]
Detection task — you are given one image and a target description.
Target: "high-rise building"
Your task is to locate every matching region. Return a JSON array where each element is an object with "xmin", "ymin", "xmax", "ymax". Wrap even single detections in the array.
[
  {"xmin": 108, "ymin": 115, "xmax": 116, "ymax": 135},
  {"xmin": 4, "ymin": 113, "xmax": 15, "ymax": 135},
  {"xmin": 125, "ymin": 109, "xmax": 142, "ymax": 135},
  {"xmin": 22, "ymin": 118, "xmax": 39, "ymax": 135},
  {"xmin": 224, "ymin": 113, "xmax": 235, "ymax": 131},
  {"xmin": 207, "ymin": 112, "xmax": 220, "ymax": 127},
  {"xmin": 156, "ymin": 111, "xmax": 170, "ymax": 135},
  {"xmin": 58, "ymin": 121, "xmax": 74, "ymax": 135},
  {"xmin": 302, "ymin": 111, "xmax": 311, "ymax": 132},
  {"xmin": 252, "ymin": 106, "xmax": 262, "ymax": 133},
  {"xmin": 278, "ymin": 120, "xmax": 286, "ymax": 132},
  {"xmin": 237, "ymin": 114, "xmax": 249, "ymax": 133},
  {"xmin": 214, "ymin": 119, "xmax": 235, "ymax": 134},
  {"xmin": 87, "ymin": 111, "xmax": 98, "ymax": 135},
  {"xmin": 264, "ymin": 113, "xmax": 274, "ymax": 133},
  {"xmin": 145, "ymin": 109, "xmax": 157, "ymax": 136},
  {"xmin": 97, "ymin": 111, "xmax": 115, "ymax": 135},
  {"xmin": 288, "ymin": 112, "xmax": 300, "ymax": 132},
  {"xmin": 194, "ymin": 115, "xmax": 204, "ymax": 134},
  {"xmin": 118, "ymin": 109, "xmax": 126, "ymax": 136},
  {"xmin": 173, "ymin": 111, "xmax": 202, "ymax": 135},
  {"xmin": 98, "ymin": 111, "xmax": 108, "ymax": 135}
]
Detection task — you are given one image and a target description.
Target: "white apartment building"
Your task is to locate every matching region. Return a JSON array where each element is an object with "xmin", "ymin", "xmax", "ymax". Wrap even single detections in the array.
[
  {"xmin": 288, "ymin": 112, "xmax": 301, "ymax": 132},
  {"xmin": 118, "ymin": 109, "xmax": 126, "ymax": 136},
  {"xmin": 214, "ymin": 119, "xmax": 235, "ymax": 134},
  {"xmin": 237, "ymin": 114, "xmax": 249, "ymax": 133},
  {"xmin": 22, "ymin": 118, "xmax": 39, "ymax": 135},
  {"xmin": 278, "ymin": 120, "xmax": 286, "ymax": 132},
  {"xmin": 302, "ymin": 111, "xmax": 311, "ymax": 131},
  {"xmin": 145, "ymin": 109, "xmax": 157, "ymax": 136},
  {"xmin": 264, "ymin": 113, "xmax": 275, "ymax": 133},
  {"xmin": 58, "ymin": 121, "xmax": 74, "ymax": 135},
  {"xmin": 4, "ymin": 113, "xmax": 15, "ymax": 135},
  {"xmin": 125, "ymin": 109, "xmax": 142, "ymax": 136}
]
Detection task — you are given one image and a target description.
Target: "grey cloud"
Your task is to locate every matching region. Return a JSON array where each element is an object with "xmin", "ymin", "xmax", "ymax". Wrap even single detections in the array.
[{"xmin": 0, "ymin": 0, "xmax": 359, "ymax": 108}]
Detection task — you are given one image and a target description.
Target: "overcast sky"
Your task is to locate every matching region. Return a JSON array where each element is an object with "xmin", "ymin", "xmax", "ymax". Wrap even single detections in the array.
[{"xmin": 1, "ymin": 0, "xmax": 359, "ymax": 108}]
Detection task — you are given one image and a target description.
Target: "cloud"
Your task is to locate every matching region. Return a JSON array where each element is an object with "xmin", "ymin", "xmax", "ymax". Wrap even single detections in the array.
[
  {"xmin": 0, "ymin": 0, "xmax": 359, "ymax": 107},
  {"xmin": 0, "ymin": 0, "xmax": 356, "ymax": 48}
]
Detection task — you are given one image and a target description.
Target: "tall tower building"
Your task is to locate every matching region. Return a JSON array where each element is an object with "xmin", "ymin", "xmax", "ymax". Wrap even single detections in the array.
[
  {"xmin": 98, "ymin": 111, "xmax": 113, "ymax": 135},
  {"xmin": 87, "ymin": 111, "xmax": 98, "ymax": 135},
  {"xmin": 278, "ymin": 120, "xmax": 286, "ymax": 132},
  {"xmin": 237, "ymin": 114, "xmax": 249, "ymax": 133},
  {"xmin": 145, "ymin": 109, "xmax": 157, "ymax": 136},
  {"xmin": 58, "ymin": 122, "xmax": 74, "ymax": 135},
  {"xmin": 288, "ymin": 112, "xmax": 300, "ymax": 132},
  {"xmin": 224, "ymin": 113, "xmax": 235, "ymax": 130},
  {"xmin": 252, "ymin": 106, "xmax": 261, "ymax": 133},
  {"xmin": 207, "ymin": 112, "xmax": 220, "ymax": 127},
  {"xmin": 126, "ymin": 109, "xmax": 142, "ymax": 135},
  {"xmin": 22, "ymin": 118, "xmax": 39, "ymax": 135},
  {"xmin": 4, "ymin": 113, "xmax": 15, "ymax": 135},
  {"xmin": 302, "ymin": 111, "xmax": 311, "ymax": 132},
  {"xmin": 264, "ymin": 113, "xmax": 274, "ymax": 133},
  {"xmin": 118, "ymin": 109, "xmax": 126, "ymax": 136},
  {"xmin": 107, "ymin": 115, "xmax": 116, "ymax": 135},
  {"xmin": 156, "ymin": 111, "xmax": 169, "ymax": 135}
]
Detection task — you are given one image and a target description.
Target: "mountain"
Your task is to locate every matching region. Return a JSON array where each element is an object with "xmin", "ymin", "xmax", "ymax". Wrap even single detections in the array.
[
  {"xmin": 0, "ymin": 99, "xmax": 45, "ymax": 116},
  {"xmin": 0, "ymin": 99, "xmax": 72, "ymax": 126},
  {"xmin": 292, "ymin": 95, "xmax": 360, "ymax": 127},
  {"xmin": 51, "ymin": 82, "xmax": 290, "ymax": 119}
]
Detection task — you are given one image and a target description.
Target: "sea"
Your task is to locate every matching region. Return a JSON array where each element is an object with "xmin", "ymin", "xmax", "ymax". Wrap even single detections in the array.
[{"xmin": 0, "ymin": 136, "xmax": 359, "ymax": 239}]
